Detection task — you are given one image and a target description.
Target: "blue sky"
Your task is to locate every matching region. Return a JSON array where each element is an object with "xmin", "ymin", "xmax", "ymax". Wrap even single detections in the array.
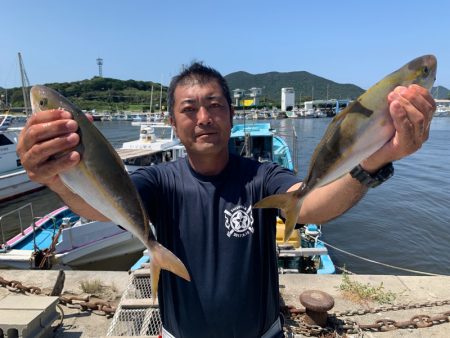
[{"xmin": 1, "ymin": 0, "xmax": 449, "ymax": 91}]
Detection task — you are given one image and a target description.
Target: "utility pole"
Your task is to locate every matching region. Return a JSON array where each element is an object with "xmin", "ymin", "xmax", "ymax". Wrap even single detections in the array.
[{"xmin": 96, "ymin": 58, "xmax": 103, "ymax": 77}]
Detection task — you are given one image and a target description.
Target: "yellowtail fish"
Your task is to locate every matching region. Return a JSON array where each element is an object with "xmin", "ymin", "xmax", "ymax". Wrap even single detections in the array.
[
  {"xmin": 30, "ymin": 85, "xmax": 190, "ymax": 301},
  {"xmin": 254, "ymin": 55, "xmax": 437, "ymax": 241}
]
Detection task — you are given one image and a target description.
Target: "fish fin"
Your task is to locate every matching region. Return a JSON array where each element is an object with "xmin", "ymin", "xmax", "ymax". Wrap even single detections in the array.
[
  {"xmin": 150, "ymin": 261, "xmax": 161, "ymax": 304},
  {"xmin": 253, "ymin": 191, "xmax": 297, "ymax": 209},
  {"xmin": 149, "ymin": 242, "xmax": 191, "ymax": 299},
  {"xmin": 253, "ymin": 191, "xmax": 303, "ymax": 242}
]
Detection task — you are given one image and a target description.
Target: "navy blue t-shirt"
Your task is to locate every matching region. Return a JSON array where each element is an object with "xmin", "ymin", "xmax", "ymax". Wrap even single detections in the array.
[{"xmin": 131, "ymin": 154, "xmax": 299, "ymax": 338}]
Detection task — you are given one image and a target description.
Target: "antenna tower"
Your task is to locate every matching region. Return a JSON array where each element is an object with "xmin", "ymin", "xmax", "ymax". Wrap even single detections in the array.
[{"xmin": 96, "ymin": 58, "xmax": 103, "ymax": 77}]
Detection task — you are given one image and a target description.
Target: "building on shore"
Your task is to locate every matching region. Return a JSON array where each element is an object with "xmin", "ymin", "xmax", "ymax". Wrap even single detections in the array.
[
  {"xmin": 232, "ymin": 88, "xmax": 262, "ymax": 108},
  {"xmin": 232, "ymin": 89, "xmax": 245, "ymax": 107},
  {"xmin": 281, "ymin": 87, "xmax": 295, "ymax": 112},
  {"xmin": 248, "ymin": 87, "xmax": 262, "ymax": 106}
]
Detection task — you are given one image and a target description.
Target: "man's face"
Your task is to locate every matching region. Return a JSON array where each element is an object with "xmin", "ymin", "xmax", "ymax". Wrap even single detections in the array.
[{"xmin": 170, "ymin": 81, "xmax": 233, "ymax": 157}]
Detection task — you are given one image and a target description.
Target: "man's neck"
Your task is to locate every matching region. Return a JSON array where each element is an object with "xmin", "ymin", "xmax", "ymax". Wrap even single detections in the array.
[{"xmin": 187, "ymin": 151, "xmax": 229, "ymax": 176}]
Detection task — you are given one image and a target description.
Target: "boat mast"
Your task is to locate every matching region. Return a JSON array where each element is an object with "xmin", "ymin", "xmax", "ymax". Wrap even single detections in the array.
[
  {"xmin": 159, "ymin": 82, "xmax": 163, "ymax": 113},
  {"xmin": 150, "ymin": 85, "xmax": 153, "ymax": 113},
  {"xmin": 18, "ymin": 52, "xmax": 31, "ymax": 116}
]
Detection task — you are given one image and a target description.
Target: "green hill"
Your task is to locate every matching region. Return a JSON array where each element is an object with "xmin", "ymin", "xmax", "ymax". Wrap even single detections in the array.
[
  {"xmin": 431, "ymin": 86, "xmax": 450, "ymax": 100},
  {"xmin": 224, "ymin": 71, "xmax": 365, "ymax": 106},
  {"xmin": 1, "ymin": 73, "xmax": 448, "ymax": 112},
  {"xmin": 2, "ymin": 77, "xmax": 167, "ymax": 113}
]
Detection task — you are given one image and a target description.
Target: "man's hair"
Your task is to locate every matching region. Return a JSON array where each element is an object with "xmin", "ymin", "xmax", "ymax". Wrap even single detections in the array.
[{"xmin": 168, "ymin": 62, "xmax": 232, "ymax": 118}]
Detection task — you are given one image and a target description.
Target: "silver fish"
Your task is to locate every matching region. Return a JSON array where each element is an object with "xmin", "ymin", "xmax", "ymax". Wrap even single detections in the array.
[
  {"xmin": 30, "ymin": 85, "xmax": 190, "ymax": 301},
  {"xmin": 254, "ymin": 55, "xmax": 437, "ymax": 241}
]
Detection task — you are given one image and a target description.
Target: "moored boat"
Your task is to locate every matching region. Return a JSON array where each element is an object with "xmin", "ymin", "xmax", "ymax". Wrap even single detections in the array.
[
  {"xmin": 0, "ymin": 203, "xmax": 144, "ymax": 269},
  {"xmin": 0, "ymin": 115, "xmax": 43, "ymax": 202},
  {"xmin": 115, "ymin": 122, "xmax": 186, "ymax": 173},
  {"xmin": 228, "ymin": 122, "xmax": 295, "ymax": 171}
]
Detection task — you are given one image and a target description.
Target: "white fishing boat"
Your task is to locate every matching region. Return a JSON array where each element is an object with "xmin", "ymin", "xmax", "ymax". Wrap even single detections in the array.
[
  {"xmin": 0, "ymin": 115, "xmax": 43, "ymax": 202},
  {"xmin": 116, "ymin": 122, "xmax": 186, "ymax": 173}
]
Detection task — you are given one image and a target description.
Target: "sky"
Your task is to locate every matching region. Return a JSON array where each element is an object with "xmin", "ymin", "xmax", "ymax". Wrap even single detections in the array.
[{"xmin": 1, "ymin": 0, "xmax": 449, "ymax": 91}]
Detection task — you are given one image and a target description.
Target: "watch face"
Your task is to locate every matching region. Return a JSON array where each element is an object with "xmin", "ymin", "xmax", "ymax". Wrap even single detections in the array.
[{"xmin": 378, "ymin": 163, "xmax": 394, "ymax": 181}]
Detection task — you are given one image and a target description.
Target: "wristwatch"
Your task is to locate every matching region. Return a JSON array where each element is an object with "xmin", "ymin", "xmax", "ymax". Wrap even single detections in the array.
[{"xmin": 349, "ymin": 162, "xmax": 394, "ymax": 188}]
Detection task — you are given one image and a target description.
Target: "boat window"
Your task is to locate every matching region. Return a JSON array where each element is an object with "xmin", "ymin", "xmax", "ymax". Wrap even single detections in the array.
[
  {"xmin": 228, "ymin": 135, "xmax": 273, "ymax": 161},
  {"xmin": 153, "ymin": 127, "xmax": 172, "ymax": 139},
  {"xmin": 0, "ymin": 134, "xmax": 14, "ymax": 146},
  {"xmin": 252, "ymin": 136, "xmax": 272, "ymax": 162},
  {"xmin": 163, "ymin": 151, "xmax": 173, "ymax": 162},
  {"xmin": 123, "ymin": 153, "xmax": 164, "ymax": 166},
  {"xmin": 228, "ymin": 136, "xmax": 247, "ymax": 156}
]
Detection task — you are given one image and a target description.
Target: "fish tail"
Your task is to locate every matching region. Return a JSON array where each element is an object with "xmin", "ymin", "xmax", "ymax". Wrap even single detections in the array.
[
  {"xmin": 253, "ymin": 190, "xmax": 305, "ymax": 242},
  {"xmin": 150, "ymin": 261, "xmax": 161, "ymax": 304},
  {"xmin": 149, "ymin": 242, "xmax": 191, "ymax": 301}
]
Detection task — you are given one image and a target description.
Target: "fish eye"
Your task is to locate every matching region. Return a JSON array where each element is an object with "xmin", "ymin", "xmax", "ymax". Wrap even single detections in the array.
[{"xmin": 39, "ymin": 98, "xmax": 48, "ymax": 107}]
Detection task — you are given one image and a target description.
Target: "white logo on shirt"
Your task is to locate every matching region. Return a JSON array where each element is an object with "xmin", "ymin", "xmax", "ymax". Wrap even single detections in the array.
[{"xmin": 224, "ymin": 205, "xmax": 254, "ymax": 238}]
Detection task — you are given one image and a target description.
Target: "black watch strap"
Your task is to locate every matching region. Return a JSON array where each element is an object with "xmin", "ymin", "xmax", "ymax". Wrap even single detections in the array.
[{"xmin": 350, "ymin": 162, "xmax": 394, "ymax": 188}]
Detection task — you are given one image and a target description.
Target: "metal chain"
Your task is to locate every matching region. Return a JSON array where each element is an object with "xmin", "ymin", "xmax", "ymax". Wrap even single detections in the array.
[
  {"xmin": 282, "ymin": 299, "xmax": 450, "ymax": 336},
  {"xmin": 0, "ymin": 275, "xmax": 116, "ymax": 316},
  {"xmin": 59, "ymin": 295, "xmax": 116, "ymax": 316},
  {"xmin": 334, "ymin": 299, "xmax": 450, "ymax": 316},
  {"xmin": 282, "ymin": 306, "xmax": 363, "ymax": 337},
  {"xmin": 0, "ymin": 275, "xmax": 41, "ymax": 294}
]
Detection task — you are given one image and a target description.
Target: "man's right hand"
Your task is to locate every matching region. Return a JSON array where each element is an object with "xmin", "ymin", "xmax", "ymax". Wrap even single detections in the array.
[{"xmin": 17, "ymin": 109, "xmax": 80, "ymax": 191}]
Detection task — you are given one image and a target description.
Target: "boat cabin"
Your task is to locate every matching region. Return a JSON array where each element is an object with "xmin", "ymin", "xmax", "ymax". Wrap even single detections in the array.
[
  {"xmin": 117, "ymin": 123, "xmax": 186, "ymax": 172},
  {"xmin": 0, "ymin": 127, "xmax": 23, "ymax": 173},
  {"xmin": 228, "ymin": 123, "xmax": 274, "ymax": 162}
]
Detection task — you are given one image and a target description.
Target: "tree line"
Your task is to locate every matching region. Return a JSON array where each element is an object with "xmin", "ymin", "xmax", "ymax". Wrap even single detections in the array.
[{"xmin": 1, "ymin": 77, "xmax": 168, "ymax": 112}]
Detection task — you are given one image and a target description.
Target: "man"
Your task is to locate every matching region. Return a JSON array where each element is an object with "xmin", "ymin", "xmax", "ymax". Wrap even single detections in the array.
[{"xmin": 17, "ymin": 62, "xmax": 435, "ymax": 337}]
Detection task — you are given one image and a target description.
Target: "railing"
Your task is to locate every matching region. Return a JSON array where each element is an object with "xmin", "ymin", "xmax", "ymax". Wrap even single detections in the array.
[
  {"xmin": 276, "ymin": 125, "xmax": 299, "ymax": 173},
  {"xmin": 0, "ymin": 203, "xmax": 34, "ymax": 249}
]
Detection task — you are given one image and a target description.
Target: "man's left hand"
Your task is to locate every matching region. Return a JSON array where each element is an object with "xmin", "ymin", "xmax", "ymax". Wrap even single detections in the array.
[{"xmin": 361, "ymin": 84, "xmax": 436, "ymax": 172}]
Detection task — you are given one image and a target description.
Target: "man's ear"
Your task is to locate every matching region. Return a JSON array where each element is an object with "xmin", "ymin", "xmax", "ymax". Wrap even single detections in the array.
[{"xmin": 169, "ymin": 116, "xmax": 178, "ymax": 136}]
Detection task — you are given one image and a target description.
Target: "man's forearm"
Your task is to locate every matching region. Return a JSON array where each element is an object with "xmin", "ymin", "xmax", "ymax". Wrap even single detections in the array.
[{"xmin": 299, "ymin": 174, "xmax": 368, "ymax": 224}]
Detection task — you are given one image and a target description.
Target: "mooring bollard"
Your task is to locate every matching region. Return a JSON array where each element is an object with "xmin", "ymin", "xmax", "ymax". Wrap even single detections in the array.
[{"xmin": 299, "ymin": 290, "xmax": 335, "ymax": 327}]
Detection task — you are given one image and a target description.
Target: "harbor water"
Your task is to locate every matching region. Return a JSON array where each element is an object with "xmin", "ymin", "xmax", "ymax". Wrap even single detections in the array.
[{"xmin": 1, "ymin": 118, "xmax": 449, "ymax": 275}]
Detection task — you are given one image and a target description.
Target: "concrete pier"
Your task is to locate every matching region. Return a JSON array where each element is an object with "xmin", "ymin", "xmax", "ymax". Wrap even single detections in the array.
[{"xmin": 0, "ymin": 270, "xmax": 448, "ymax": 337}]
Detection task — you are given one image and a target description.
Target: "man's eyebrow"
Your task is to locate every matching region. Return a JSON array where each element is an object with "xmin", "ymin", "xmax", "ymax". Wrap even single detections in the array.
[
  {"xmin": 180, "ymin": 95, "xmax": 223, "ymax": 105},
  {"xmin": 180, "ymin": 98, "xmax": 196, "ymax": 105},
  {"xmin": 206, "ymin": 95, "xmax": 223, "ymax": 100}
]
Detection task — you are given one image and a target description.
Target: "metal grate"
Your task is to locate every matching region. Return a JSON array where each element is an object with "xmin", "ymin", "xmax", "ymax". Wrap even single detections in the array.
[
  {"xmin": 107, "ymin": 307, "xmax": 161, "ymax": 336},
  {"xmin": 123, "ymin": 273, "xmax": 153, "ymax": 300},
  {"xmin": 107, "ymin": 270, "xmax": 161, "ymax": 337}
]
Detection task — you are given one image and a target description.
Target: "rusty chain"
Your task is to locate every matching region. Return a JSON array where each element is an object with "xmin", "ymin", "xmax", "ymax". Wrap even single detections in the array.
[
  {"xmin": 282, "ymin": 306, "xmax": 360, "ymax": 337},
  {"xmin": 59, "ymin": 295, "xmax": 116, "ymax": 317},
  {"xmin": 334, "ymin": 299, "xmax": 450, "ymax": 316},
  {"xmin": 282, "ymin": 299, "xmax": 450, "ymax": 336},
  {"xmin": 0, "ymin": 276, "xmax": 42, "ymax": 294},
  {"xmin": 0, "ymin": 275, "xmax": 116, "ymax": 316}
]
